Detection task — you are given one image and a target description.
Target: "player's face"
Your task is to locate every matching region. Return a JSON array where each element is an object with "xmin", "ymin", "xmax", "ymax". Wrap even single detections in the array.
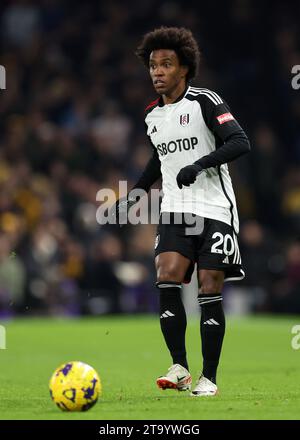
[{"xmin": 149, "ymin": 49, "xmax": 188, "ymax": 96}]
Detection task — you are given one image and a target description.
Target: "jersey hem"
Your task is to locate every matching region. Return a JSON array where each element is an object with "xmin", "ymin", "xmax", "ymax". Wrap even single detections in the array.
[{"xmin": 160, "ymin": 208, "xmax": 233, "ymax": 229}]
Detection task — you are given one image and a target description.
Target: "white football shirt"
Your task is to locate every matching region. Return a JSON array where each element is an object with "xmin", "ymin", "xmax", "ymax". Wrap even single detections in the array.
[{"xmin": 145, "ymin": 86, "xmax": 243, "ymax": 233}]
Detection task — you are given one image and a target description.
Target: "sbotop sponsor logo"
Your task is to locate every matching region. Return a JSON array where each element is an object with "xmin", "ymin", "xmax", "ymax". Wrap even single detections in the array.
[
  {"xmin": 96, "ymin": 180, "xmax": 205, "ymax": 235},
  {"xmin": 0, "ymin": 65, "xmax": 6, "ymax": 90},
  {"xmin": 0, "ymin": 325, "xmax": 6, "ymax": 349},
  {"xmin": 291, "ymin": 325, "xmax": 300, "ymax": 350},
  {"xmin": 291, "ymin": 65, "xmax": 300, "ymax": 90}
]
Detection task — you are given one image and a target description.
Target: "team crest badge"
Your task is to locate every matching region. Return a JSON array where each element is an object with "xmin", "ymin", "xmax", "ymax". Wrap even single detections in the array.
[{"xmin": 180, "ymin": 114, "xmax": 190, "ymax": 126}]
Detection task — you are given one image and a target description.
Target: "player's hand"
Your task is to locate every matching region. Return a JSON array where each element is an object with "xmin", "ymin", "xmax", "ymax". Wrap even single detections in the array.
[
  {"xmin": 176, "ymin": 164, "xmax": 203, "ymax": 189},
  {"xmin": 109, "ymin": 196, "xmax": 137, "ymax": 226}
]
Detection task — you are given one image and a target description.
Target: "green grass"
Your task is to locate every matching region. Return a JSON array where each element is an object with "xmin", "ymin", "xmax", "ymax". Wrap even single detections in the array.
[{"xmin": 0, "ymin": 315, "xmax": 300, "ymax": 420}]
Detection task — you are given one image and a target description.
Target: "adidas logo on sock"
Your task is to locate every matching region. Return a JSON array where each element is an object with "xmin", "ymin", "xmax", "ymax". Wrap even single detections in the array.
[
  {"xmin": 203, "ymin": 319, "xmax": 220, "ymax": 325},
  {"xmin": 160, "ymin": 310, "xmax": 175, "ymax": 319}
]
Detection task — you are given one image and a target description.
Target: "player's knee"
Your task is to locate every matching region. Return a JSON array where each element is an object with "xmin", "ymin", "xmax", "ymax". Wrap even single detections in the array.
[
  {"xmin": 199, "ymin": 271, "xmax": 224, "ymax": 293},
  {"xmin": 157, "ymin": 265, "xmax": 183, "ymax": 284}
]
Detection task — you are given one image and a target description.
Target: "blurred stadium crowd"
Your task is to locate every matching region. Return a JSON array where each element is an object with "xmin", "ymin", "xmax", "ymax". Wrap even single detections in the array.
[{"xmin": 0, "ymin": 0, "xmax": 300, "ymax": 316}]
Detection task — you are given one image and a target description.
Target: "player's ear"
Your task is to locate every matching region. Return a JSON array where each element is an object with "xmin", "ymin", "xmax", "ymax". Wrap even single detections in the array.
[{"xmin": 180, "ymin": 65, "xmax": 189, "ymax": 79}]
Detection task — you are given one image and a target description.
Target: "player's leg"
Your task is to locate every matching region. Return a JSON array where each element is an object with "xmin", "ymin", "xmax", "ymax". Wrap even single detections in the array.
[
  {"xmin": 155, "ymin": 251, "xmax": 192, "ymax": 390},
  {"xmin": 156, "ymin": 251, "xmax": 191, "ymax": 370},
  {"xmin": 198, "ymin": 269, "xmax": 225, "ymax": 383},
  {"xmin": 191, "ymin": 218, "xmax": 244, "ymax": 396},
  {"xmin": 191, "ymin": 269, "xmax": 225, "ymax": 395}
]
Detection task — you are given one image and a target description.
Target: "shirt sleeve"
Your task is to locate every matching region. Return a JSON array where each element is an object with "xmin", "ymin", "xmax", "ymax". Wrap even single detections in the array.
[
  {"xmin": 132, "ymin": 121, "xmax": 161, "ymax": 192},
  {"xmin": 199, "ymin": 92, "xmax": 244, "ymax": 140},
  {"xmin": 194, "ymin": 92, "xmax": 250, "ymax": 169}
]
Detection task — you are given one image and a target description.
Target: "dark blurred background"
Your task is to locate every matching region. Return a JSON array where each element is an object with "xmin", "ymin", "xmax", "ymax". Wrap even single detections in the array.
[{"xmin": 0, "ymin": 0, "xmax": 299, "ymax": 317}]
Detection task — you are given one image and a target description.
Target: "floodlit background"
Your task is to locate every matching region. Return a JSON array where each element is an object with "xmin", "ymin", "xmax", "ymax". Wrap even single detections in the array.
[{"xmin": 0, "ymin": 0, "xmax": 300, "ymax": 318}]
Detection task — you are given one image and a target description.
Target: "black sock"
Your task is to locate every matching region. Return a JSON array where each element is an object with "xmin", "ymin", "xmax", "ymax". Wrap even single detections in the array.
[
  {"xmin": 198, "ymin": 293, "xmax": 225, "ymax": 384},
  {"xmin": 157, "ymin": 281, "xmax": 189, "ymax": 371}
]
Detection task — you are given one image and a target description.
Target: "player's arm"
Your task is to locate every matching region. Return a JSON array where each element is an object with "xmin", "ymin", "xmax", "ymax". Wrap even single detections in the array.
[
  {"xmin": 113, "ymin": 133, "xmax": 161, "ymax": 224},
  {"xmin": 132, "ymin": 146, "xmax": 161, "ymax": 192},
  {"xmin": 176, "ymin": 94, "xmax": 250, "ymax": 188}
]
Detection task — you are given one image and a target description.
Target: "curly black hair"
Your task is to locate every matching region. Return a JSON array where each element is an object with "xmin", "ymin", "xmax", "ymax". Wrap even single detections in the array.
[{"xmin": 135, "ymin": 26, "xmax": 200, "ymax": 81}]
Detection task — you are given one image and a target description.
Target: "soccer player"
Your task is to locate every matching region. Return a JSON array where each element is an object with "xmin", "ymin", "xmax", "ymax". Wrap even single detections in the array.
[{"xmin": 116, "ymin": 27, "xmax": 250, "ymax": 396}]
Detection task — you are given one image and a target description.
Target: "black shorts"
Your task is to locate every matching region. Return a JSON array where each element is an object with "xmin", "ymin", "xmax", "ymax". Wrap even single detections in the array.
[{"xmin": 154, "ymin": 213, "xmax": 245, "ymax": 283}]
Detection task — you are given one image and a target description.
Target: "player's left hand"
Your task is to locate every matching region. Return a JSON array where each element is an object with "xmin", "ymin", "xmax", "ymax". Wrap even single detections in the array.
[
  {"xmin": 109, "ymin": 196, "xmax": 137, "ymax": 226},
  {"xmin": 176, "ymin": 164, "xmax": 203, "ymax": 189}
]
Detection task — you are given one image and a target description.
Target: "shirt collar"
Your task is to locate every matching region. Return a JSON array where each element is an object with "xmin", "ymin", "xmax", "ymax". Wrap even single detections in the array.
[{"xmin": 158, "ymin": 85, "xmax": 190, "ymax": 107}]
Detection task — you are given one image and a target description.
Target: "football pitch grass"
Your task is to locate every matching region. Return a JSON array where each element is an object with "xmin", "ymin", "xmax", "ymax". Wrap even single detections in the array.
[{"xmin": 0, "ymin": 315, "xmax": 300, "ymax": 420}]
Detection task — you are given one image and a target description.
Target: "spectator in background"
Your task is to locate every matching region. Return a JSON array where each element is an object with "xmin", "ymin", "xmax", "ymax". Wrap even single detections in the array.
[
  {"xmin": 271, "ymin": 241, "xmax": 300, "ymax": 314},
  {"xmin": 251, "ymin": 124, "xmax": 283, "ymax": 230},
  {"xmin": 80, "ymin": 233, "xmax": 123, "ymax": 315},
  {"xmin": 225, "ymin": 220, "xmax": 281, "ymax": 314},
  {"xmin": 91, "ymin": 101, "xmax": 133, "ymax": 159},
  {"xmin": 281, "ymin": 168, "xmax": 300, "ymax": 236},
  {"xmin": 0, "ymin": 233, "xmax": 26, "ymax": 316},
  {"xmin": 2, "ymin": 0, "xmax": 41, "ymax": 48},
  {"xmin": 125, "ymin": 224, "xmax": 158, "ymax": 313}
]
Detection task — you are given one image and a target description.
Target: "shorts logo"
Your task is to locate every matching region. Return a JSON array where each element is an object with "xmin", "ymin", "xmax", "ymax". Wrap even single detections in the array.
[
  {"xmin": 217, "ymin": 112, "xmax": 234, "ymax": 124},
  {"xmin": 154, "ymin": 234, "xmax": 160, "ymax": 249},
  {"xmin": 180, "ymin": 114, "xmax": 190, "ymax": 126}
]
